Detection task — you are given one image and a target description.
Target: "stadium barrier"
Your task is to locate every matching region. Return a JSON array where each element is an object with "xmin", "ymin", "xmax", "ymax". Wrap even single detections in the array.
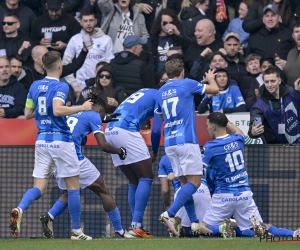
[{"xmin": 0, "ymin": 145, "xmax": 299, "ymax": 238}]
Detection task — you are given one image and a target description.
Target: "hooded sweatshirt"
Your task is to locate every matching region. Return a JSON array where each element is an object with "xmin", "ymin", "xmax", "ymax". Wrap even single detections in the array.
[
  {"xmin": 0, "ymin": 75, "xmax": 26, "ymax": 118},
  {"xmin": 63, "ymin": 28, "xmax": 114, "ymax": 89},
  {"xmin": 197, "ymin": 68, "xmax": 246, "ymax": 114}
]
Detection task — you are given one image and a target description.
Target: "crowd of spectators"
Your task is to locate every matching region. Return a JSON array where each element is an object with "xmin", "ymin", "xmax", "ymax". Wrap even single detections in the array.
[{"xmin": 0, "ymin": 0, "xmax": 300, "ymax": 144}]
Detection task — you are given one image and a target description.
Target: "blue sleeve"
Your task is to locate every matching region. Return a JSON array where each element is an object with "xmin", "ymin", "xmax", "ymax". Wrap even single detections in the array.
[
  {"xmin": 233, "ymin": 86, "xmax": 245, "ymax": 106},
  {"xmin": 158, "ymin": 155, "xmax": 168, "ymax": 177},
  {"xmin": 189, "ymin": 79, "xmax": 206, "ymax": 95},
  {"xmin": 151, "ymin": 113, "xmax": 162, "ymax": 153},
  {"xmin": 202, "ymin": 143, "xmax": 212, "ymax": 166},
  {"xmin": 155, "ymin": 92, "xmax": 162, "ymax": 114},
  {"xmin": 205, "ymin": 167, "xmax": 216, "ymax": 195},
  {"xmin": 89, "ymin": 112, "xmax": 103, "ymax": 134},
  {"xmin": 54, "ymin": 82, "xmax": 69, "ymax": 103}
]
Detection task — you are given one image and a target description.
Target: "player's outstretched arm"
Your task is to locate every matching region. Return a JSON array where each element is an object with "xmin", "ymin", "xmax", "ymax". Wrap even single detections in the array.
[
  {"xmin": 203, "ymin": 69, "xmax": 219, "ymax": 95},
  {"xmin": 227, "ymin": 122, "xmax": 244, "ymax": 136},
  {"xmin": 53, "ymin": 99, "xmax": 93, "ymax": 116}
]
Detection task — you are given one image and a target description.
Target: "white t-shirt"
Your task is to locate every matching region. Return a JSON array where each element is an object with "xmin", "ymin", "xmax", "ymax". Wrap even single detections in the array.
[{"xmin": 113, "ymin": 12, "xmax": 134, "ymax": 54}]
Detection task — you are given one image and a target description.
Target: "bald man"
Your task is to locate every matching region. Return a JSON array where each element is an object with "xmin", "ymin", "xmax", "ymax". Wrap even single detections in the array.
[
  {"xmin": 185, "ymin": 19, "xmax": 223, "ymax": 72},
  {"xmin": 27, "ymin": 45, "xmax": 88, "ymax": 98},
  {"xmin": 0, "ymin": 57, "xmax": 27, "ymax": 118}
]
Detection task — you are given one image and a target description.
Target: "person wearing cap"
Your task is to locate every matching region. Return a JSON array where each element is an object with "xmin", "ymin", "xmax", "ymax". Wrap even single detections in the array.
[
  {"xmin": 30, "ymin": 0, "xmax": 81, "ymax": 55},
  {"xmin": 63, "ymin": 8, "xmax": 114, "ymax": 93},
  {"xmin": 220, "ymin": 32, "xmax": 247, "ymax": 74},
  {"xmin": 197, "ymin": 67, "xmax": 246, "ymax": 114},
  {"xmin": 110, "ymin": 35, "xmax": 154, "ymax": 96},
  {"xmin": 246, "ymin": 4, "xmax": 293, "ymax": 61},
  {"xmin": 222, "ymin": 0, "xmax": 252, "ymax": 48},
  {"xmin": 98, "ymin": 0, "xmax": 149, "ymax": 54},
  {"xmin": 0, "ymin": 0, "xmax": 36, "ymax": 39}
]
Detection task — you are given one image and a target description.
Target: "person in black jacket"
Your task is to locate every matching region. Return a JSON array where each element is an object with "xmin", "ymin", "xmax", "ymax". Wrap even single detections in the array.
[
  {"xmin": 0, "ymin": 57, "xmax": 26, "ymax": 118},
  {"xmin": 0, "ymin": 12, "xmax": 34, "ymax": 65},
  {"xmin": 110, "ymin": 35, "xmax": 154, "ymax": 96},
  {"xmin": 0, "ymin": 0, "xmax": 36, "ymax": 38},
  {"xmin": 30, "ymin": 0, "xmax": 81, "ymax": 56},
  {"xmin": 145, "ymin": 8, "xmax": 183, "ymax": 73}
]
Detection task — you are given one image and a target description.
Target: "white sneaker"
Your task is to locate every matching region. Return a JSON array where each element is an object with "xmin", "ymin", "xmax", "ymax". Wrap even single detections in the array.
[
  {"xmin": 114, "ymin": 230, "xmax": 136, "ymax": 238},
  {"xmin": 249, "ymin": 215, "xmax": 265, "ymax": 237},
  {"xmin": 220, "ymin": 219, "xmax": 236, "ymax": 238},
  {"xmin": 159, "ymin": 211, "xmax": 181, "ymax": 237},
  {"xmin": 191, "ymin": 222, "xmax": 212, "ymax": 235},
  {"xmin": 10, "ymin": 208, "xmax": 22, "ymax": 237},
  {"xmin": 71, "ymin": 229, "xmax": 92, "ymax": 240},
  {"xmin": 294, "ymin": 228, "xmax": 300, "ymax": 238}
]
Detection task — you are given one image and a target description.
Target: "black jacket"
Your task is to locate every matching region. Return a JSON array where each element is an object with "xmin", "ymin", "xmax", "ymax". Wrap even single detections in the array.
[
  {"xmin": 0, "ymin": 2, "xmax": 36, "ymax": 38},
  {"xmin": 0, "ymin": 75, "xmax": 27, "ymax": 118},
  {"xmin": 247, "ymin": 23, "xmax": 294, "ymax": 60},
  {"xmin": 0, "ymin": 31, "xmax": 34, "ymax": 65},
  {"xmin": 110, "ymin": 51, "xmax": 154, "ymax": 96}
]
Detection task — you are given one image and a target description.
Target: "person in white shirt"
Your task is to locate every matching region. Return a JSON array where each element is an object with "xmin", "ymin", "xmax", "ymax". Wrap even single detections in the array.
[{"xmin": 63, "ymin": 8, "xmax": 114, "ymax": 95}]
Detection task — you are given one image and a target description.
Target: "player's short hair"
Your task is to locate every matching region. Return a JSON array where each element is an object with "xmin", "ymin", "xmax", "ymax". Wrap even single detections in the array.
[
  {"xmin": 207, "ymin": 112, "xmax": 228, "ymax": 128},
  {"xmin": 87, "ymin": 91, "xmax": 106, "ymax": 109},
  {"xmin": 245, "ymin": 53, "xmax": 261, "ymax": 65},
  {"xmin": 165, "ymin": 58, "xmax": 184, "ymax": 79},
  {"xmin": 80, "ymin": 7, "xmax": 96, "ymax": 18},
  {"xmin": 42, "ymin": 51, "xmax": 61, "ymax": 72},
  {"xmin": 4, "ymin": 12, "xmax": 20, "ymax": 21},
  {"xmin": 262, "ymin": 67, "xmax": 280, "ymax": 79}
]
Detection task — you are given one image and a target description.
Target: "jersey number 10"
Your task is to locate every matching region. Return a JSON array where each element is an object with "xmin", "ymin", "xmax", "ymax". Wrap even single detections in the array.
[{"xmin": 225, "ymin": 150, "xmax": 244, "ymax": 172}]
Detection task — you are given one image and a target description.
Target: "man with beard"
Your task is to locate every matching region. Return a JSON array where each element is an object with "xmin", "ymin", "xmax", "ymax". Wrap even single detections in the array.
[{"xmin": 30, "ymin": 0, "xmax": 81, "ymax": 56}]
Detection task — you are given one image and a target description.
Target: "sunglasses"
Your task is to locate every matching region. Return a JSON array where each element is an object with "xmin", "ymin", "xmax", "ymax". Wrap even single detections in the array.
[
  {"xmin": 2, "ymin": 21, "xmax": 18, "ymax": 26},
  {"xmin": 162, "ymin": 21, "xmax": 174, "ymax": 26},
  {"xmin": 99, "ymin": 74, "xmax": 111, "ymax": 79}
]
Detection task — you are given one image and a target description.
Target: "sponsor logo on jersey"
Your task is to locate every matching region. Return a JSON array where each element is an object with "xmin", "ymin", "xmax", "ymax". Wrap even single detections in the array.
[
  {"xmin": 221, "ymin": 197, "xmax": 248, "ymax": 202},
  {"xmin": 162, "ymin": 89, "xmax": 177, "ymax": 99},
  {"xmin": 41, "ymin": 119, "xmax": 52, "ymax": 125},
  {"xmin": 164, "ymin": 119, "xmax": 183, "ymax": 128},
  {"xmin": 56, "ymin": 92, "xmax": 66, "ymax": 98},
  {"xmin": 38, "ymin": 85, "xmax": 48, "ymax": 92},
  {"xmin": 223, "ymin": 141, "xmax": 239, "ymax": 152},
  {"xmin": 165, "ymin": 132, "xmax": 183, "ymax": 140}
]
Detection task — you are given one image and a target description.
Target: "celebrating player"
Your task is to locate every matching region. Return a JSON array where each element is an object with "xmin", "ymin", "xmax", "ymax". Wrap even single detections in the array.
[
  {"xmin": 10, "ymin": 51, "xmax": 93, "ymax": 240},
  {"xmin": 39, "ymin": 92, "xmax": 133, "ymax": 239},
  {"xmin": 105, "ymin": 88, "xmax": 159, "ymax": 238},
  {"xmin": 156, "ymin": 58, "xmax": 219, "ymax": 237}
]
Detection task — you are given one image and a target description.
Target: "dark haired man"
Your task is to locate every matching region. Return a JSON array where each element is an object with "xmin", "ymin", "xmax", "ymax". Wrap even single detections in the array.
[{"xmin": 249, "ymin": 67, "xmax": 300, "ymax": 144}]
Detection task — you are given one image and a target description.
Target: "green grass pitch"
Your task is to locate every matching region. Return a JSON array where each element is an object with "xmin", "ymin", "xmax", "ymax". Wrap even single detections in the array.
[{"xmin": 0, "ymin": 238, "xmax": 300, "ymax": 250}]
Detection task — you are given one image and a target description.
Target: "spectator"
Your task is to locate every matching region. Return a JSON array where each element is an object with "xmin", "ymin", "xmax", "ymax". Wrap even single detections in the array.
[
  {"xmin": 197, "ymin": 67, "xmax": 246, "ymax": 114},
  {"xmin": 220, "ymin": 32, "xmax": 247, "ymax": 74},
  {"xmin": 246, "ymin": 57, "xmax": 276, "ymax": 110},
  {"xmin": 248, "ymin": 67, "xmax": 300, "ymax": 144},
  {"xmin": 94, "ymin": 64, "xmax": 127, "ymax": 114},
  {"xmin": 0, "ymin": 0, "xmax": 36, "ymax": 38},
  {"xmin": 98, "ymin": 0, "xmax": 149, "ymax": 54},
  {"xmin": 31, "ymin": 0, "xmax": 81, "ymax": 55},
  {"xmin": 8, "ymin": 54, "xmax": 32, "ymax": 91},
  {"xmin": 222, "ymin": 0, "xmax": 253, "ymax": 48},
  {"xmin": 146, "ymin": 8, "xmax": 183, "ymax": 73},
  {"xmin": 83, "ymin": 0, "xmax": 102, "ymax": 26},
  {"xmin": 179, "ymin": 0, "xmax": 209, "ymax": 48},
  {"xmin": 284, "ymin": 22, "xmax": 300, "ymax": 87},
  {"xmin": 232, "ymin": 53, "xmax": 261, "ymax": 102},
  {"xmin": 110, "ymin": 35, "xmax": 154, "ymax": 96},
  {"xmin": 243, "ymin": 0, "xmax": 292, "ymax": 34},
  {"xmin": 0, "ymin": 12, "xmax": 33, "ymax": 65},
  {"xmin": 0, "ymin": 57, "xmax": 26, "ymax": 118},
  {"xmin": 185, "ymin": 19, "xmax": 223, "ymax": 71},
  {"xmin": 246, "ymin": 4, "xmax": 294, "ymax": 60},
  {"xmin": 63, "ymin": 8, "xmax": 114, "ymax": 92}
]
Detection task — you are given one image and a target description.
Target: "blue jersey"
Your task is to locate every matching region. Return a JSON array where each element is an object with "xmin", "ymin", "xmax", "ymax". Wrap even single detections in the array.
[
  {"xmin": 26, "ymin": 77, "xmax": 72, "ymax": 142},
  {"xmin": 158, "ymin": 155, "xmax": 207, "ymax": 193},
  {"xmin": 107, "ymin": 89, "xmax": 157, "ymax": 132},
  {"xmin": 202, "ymin": 134, "xmax": 250, "ymax": 194},
  {"xmin": 156, "ymin": 78, "xmax": 206, "ymax": 147},
  {"xmin": 66, "ymin": 110, "xmax": 103, "ymax": 161},
  {"xmin": 203, "ymin": 85, "xmax": 245, "ymax": 112}
]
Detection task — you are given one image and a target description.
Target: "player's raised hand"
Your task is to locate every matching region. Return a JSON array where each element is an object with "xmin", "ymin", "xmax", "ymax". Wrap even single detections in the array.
[
  {"xmin": 82, "ymin": 100, "xmax": 93, "ymax": 111},
  {"xmin": 118, "ymin": 147, "xmax": 127, "ymax": 160},
  {"xmin": 203, "ymin": 69, "xmax": 217, "ymax": 83},
  {"xmin": 103, "ymin": 113, "xmax": 121, "ymax": 123}
]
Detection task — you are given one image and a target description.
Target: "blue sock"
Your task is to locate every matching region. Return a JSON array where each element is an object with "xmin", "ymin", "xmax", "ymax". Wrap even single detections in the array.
[
  {"xmin": 268, "ymin": 225, "xmax": 294, "ymax": 237},
  {"xmin": 184, "ymin": 197, "xmax": 199, "ymax": 223},
  {"xmin": 167, "ymin": 182, "xmax": 197, "ymax": 217},
  {"xmin": 128, "ymin": 184, "xmax": 137, "ymax": 218},
  {"xmin": 18, "ymin": 187, "xmax": 42, "ymax": 212},
  {"xmin": 235, "ymin": 227, "xmax": 255, "ymax": 237},
  {"xmin": 207, "ymin": 225, "xmax": 221, "ymax": 236},
  {"xmin": 49, "ymin": 199, "xmax": 67, "ymax": 219},
  {"xmin": 132, "ymin": 178, "xmax": 153, "ymax": 224},
  {"xmin": 107, "ymin": 207, "xmax": 123, "ymax": 232},
  {"xmin": 68, "ymin": 190, "xmax": 81, "ymax": 230}
]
